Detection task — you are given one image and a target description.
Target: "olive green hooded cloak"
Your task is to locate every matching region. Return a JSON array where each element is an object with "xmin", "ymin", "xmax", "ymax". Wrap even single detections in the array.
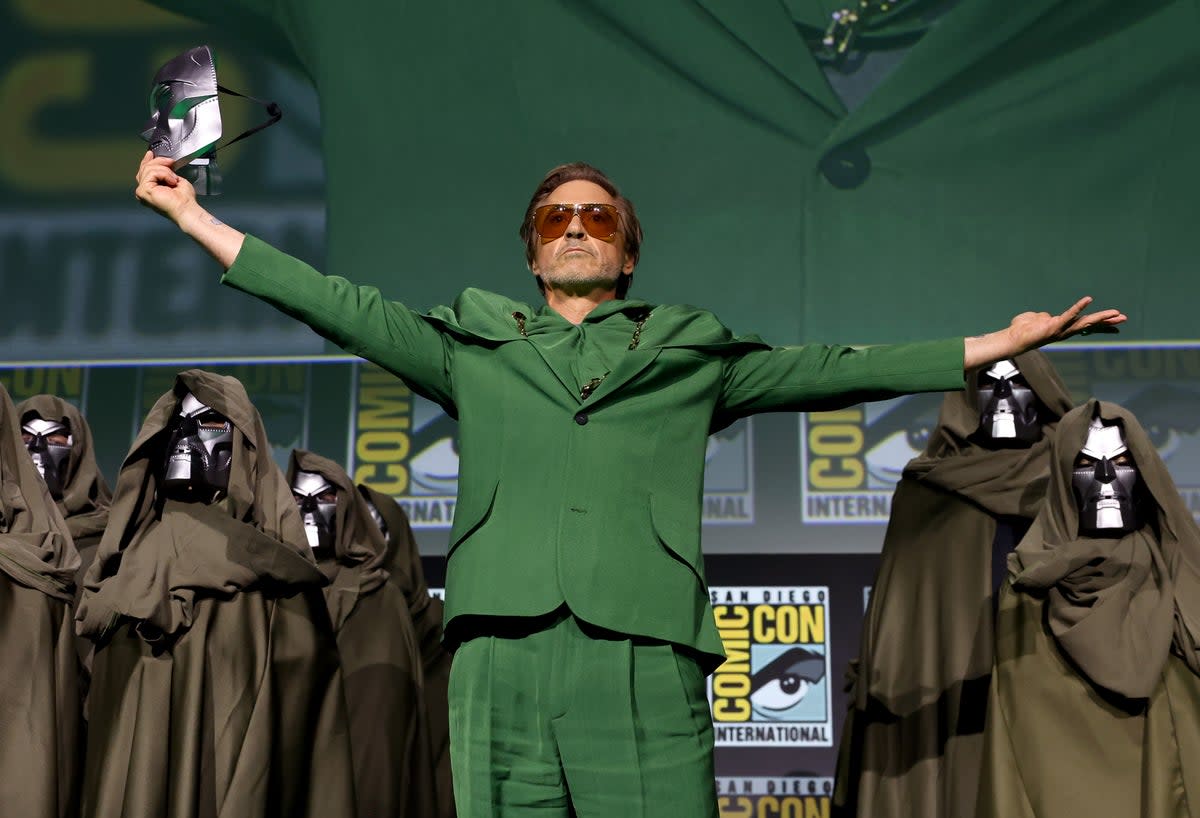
[
  {"xmin": 77, "ymin": 370, "xmax": 356, "ymax": 818},
  {"xmin": 835, "ymin": 350, "xmax": 1074, "ymax": 818},
  {"xmin": 17, "ymin": 394, "xmax": 112, "ymax": 677},
  {"xmin": 0, "ymin": 382, "xmax": 82, "ymax": 818},
  {"xmin": 288, "ymin": 449, "xmax": 437, "ymax": 818},
  {"xmin": 359, "ymin": 482, "xmax": 456, "ymax": 818},
  {"xmin": 978, "ymin": 399, "xmax": 1200, "ymax": 817}
]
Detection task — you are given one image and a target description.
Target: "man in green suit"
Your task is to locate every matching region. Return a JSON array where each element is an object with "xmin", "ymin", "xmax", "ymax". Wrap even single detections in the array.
[{"xmin": 134, "ymin": 152, "xmax": 1123, "ymax": 818}]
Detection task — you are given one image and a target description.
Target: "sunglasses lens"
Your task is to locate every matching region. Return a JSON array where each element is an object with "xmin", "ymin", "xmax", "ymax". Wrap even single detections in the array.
[
  {"xmin": 534, "ymin": 204, "xmax": 620, "ymax": 242},
  {"xmin": 534, "ymin": 206, "xmax": 572, "ymax": 240},
  {"xmin": 580, "ymin": 206, "xmax": 618, "ymax": 240}
]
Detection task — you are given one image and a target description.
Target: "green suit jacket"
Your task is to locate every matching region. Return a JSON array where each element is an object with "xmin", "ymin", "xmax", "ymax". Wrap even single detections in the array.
[
  {"xmin": 224, "ymin": 235, "xmax": 965, "ymax": 670},
  {"xmin": 144, "ymin": 0, "xmax": 1200, "ymax": 343}
]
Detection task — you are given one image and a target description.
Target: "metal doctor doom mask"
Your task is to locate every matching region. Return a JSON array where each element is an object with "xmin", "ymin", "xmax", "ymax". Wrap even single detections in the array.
[
  {"xmin": 292, "ymin": 471, "xmax": 337, "ymax": 553},
  {"xmin": 1072, "ymin": 418, "xmax": 1145, "ymax": 536},
  {"xmin": 162, "ymin": 393, "xmax": 234, "ymax": 498},
  {"xmin": 359, "ymin": 488, "xmax": 389, "ymax": 540},
  {"xmin": 21, "ymin": 415, "xmax": 72, "ymax": 499},
  {"xmin": 976, "ymin": 359, "xmax": 1042, "ymax": 445},
  {"xmin": 141, "ymin": 45, "xmax": 281, "ymax": 195}
]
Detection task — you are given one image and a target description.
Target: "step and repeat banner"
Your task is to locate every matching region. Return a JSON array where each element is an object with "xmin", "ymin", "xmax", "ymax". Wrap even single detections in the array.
[{"xmin": 4, "ymin": 342, "xmax": 1199, "ymax": 798}]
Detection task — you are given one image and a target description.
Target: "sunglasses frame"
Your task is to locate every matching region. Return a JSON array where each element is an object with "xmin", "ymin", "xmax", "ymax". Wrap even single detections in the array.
[{"xmin": 532, "ymin": 202, "xmax": 621, "ymax": 243}]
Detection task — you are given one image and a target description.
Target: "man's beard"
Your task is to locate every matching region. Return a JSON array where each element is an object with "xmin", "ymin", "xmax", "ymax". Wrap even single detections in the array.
[{"xmin": 539, "ymin": 251, "xmax": 624, "ymax": 294}]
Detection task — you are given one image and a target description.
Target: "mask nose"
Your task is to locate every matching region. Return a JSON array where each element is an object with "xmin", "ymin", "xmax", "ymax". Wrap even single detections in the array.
[
  {"xmin": 298, "ymin": 495, "xmax": 318, "ymax": 513},
  {"xmin": 1093, "ymin": 458, "xmax": 1118, "ymax": 484},
  {"xmin": 27, "ymin": 434, "xmax": 49, "ymax": 455},
  {"xmin": 992, "ymin": 377, "xmax": 1014, "ymax": 405}
]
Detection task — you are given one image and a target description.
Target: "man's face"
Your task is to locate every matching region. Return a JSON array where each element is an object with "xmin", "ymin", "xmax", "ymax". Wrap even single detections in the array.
[{"xmin": 530, "ymin": 180, "xmax": 634, "ymax": 294}]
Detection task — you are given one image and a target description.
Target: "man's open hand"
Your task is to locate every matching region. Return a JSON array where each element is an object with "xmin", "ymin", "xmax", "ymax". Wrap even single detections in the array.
[
  {"xmin": 964, "ymin": 297, "xmax": 1127, "ymax": 371},
  {"xmin": 1005, "ymin": 297, "xmax": 1126, "ymax": 351}
]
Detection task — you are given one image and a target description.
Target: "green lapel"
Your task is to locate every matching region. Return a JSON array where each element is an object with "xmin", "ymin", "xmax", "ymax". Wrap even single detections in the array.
[
  {"xmin": 576, "ymin": 0, "xmax": 838, "ymax": 145},
  {"xmin": 696, "ymin": 0, "xmax": 845, "ymax": 116},
  {"xmin": 826, "ymin": 0, "xmax": 1071, "ymax": 148}
]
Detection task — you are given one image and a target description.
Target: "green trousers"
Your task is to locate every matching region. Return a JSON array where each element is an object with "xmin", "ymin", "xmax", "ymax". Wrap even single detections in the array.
[{"xmin": 448, "ymin": 610, "xmax": 717, "ymax": 817}]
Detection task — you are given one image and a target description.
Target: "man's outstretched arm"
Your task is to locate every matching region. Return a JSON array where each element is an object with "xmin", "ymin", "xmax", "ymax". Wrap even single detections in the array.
[
  {"xmin": 717, "ymin": 298, "xmax": 1127, "ymax": 422},
  {"xmin": 134, "ymin": 152, "xmax": 456, "ymax": 409}
]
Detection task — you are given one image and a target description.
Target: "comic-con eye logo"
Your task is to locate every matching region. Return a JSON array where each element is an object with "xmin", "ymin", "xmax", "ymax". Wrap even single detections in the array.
[
  {"xmin": 750, "ymin": 648, "xmax": 826, "ymax": 720},
  {"xmin": 708, "ymin": 587, "xmax": 832, "ymax": 748},
  {"xmin": 801, "ymin": 395, "xmax": 941, "ymax": 524}
]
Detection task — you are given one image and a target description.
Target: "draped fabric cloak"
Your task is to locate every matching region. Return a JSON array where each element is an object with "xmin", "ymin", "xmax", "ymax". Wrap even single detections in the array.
[
  {"xmin": 977, "ymin": 399, "xmax": 1200, "ymax": 817},
  {"xmin": 288, "ymin": 450, "xmax": 437, "ymax": 818},
  {"xmin": 359, "ymin": 482, "xmax": 456, "ymax": 818},
  {"xmin": 834, "ymin": 350, "xmax": 1074, "ymax": 818},
  {"xmin": 0, "ymin": 382, "xmax": 82, "ymax": 818},
  {"xmin": 17, "ymin": 394, "xmax": 112, "ymax": 679},
  {"xmin": 76, "ymin": 370, "xmax": 356, "ymax": 818}
]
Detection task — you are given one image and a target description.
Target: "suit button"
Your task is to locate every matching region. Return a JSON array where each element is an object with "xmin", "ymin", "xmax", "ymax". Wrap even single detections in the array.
[
  {"xmin": 819, "ymin": 145, "xmax": 871, "ymax": 189},
  {"xmin": 574, "ymin": 412, "xmax": 588, "ymax": 426}
]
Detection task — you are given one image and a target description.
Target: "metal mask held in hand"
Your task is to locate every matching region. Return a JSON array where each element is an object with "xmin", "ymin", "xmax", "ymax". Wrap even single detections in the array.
[
  {"xmin": 140, "ymin": 45, "xmax": 282, "ymax": 195},
  {"xmin": 21, "ymin": 416, "xmax": 72, "ymax": 500},
  {"xmin": 1072, "ymin": 418, "xmax": 1144, "ymax": 536},
  {"xmin": 976, "ymin": 359, "xmax": 1042, "ymax": 445},
  {"xmin": 292, "ymin": 470, "xmax": 337, "ymax": 553},
  {"xmin": 162, "ymin": 393, "xmax": 234, "ymax": 499}
]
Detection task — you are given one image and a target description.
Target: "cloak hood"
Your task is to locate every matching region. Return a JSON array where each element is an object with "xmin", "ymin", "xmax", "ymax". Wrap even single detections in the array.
[
  {"xmin": 904, "ymin": 349, "xmax": 1075, "ymax": 517},
  {"xmin": 0, "ymin": 383, "xmax": 78, "ymax": 601},
  {"xmin": 287, "ymin": 448, "xmax": 391, "ymax": 628},
  {"xmin": 77, "ymin": 369, "xmax": 323, "ymax": 640},
  {"xmin": 1011, "ymin": 399, "xmax": 1200, "ymax": 697},
  {"xmin": 16, "ymin": 394, "xmax": 112, "ymax": 543}
]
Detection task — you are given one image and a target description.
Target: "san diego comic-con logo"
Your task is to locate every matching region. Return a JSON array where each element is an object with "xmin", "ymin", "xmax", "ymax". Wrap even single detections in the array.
[
  {"xmin": 351, "ymin": 364, "xmax": 757, "ymax": 528},
  {"xmin": 708, "ymin": 587, "xmax": 832, "ymax": 748},
  {"xmin": 717, "ymin": 777, "xmax": 833, "ymax": 818},
  {"xmin": 799, "ymin": 395, "xmax": 942, "ymax": 524}
]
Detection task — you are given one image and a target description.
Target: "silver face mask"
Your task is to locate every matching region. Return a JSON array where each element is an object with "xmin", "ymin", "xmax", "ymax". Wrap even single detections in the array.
[
  {"xmin": 292, "ymin": 470, "xmax": 337, "ymax": 553},
  {"xmin": 162, "ymin": 393, "xmax": 234, "ymax": 499},
  {"xmin": 140, "ymin": 45, "xmax": 281, "ymax": 195},
  {"xmin": 977, "ymin": 359, "xmax": 1042, "ymax": 445},
  {"xmin": 359, "ymin": 487, "xmax": 389, "ymax": 540},
  {"xmin": 21, "ymin": 416, "xmax": 73, "ymax": 500},
  {"xmin": 1072, "ymin": 418, "xmax": 1144, "ymax": 536}
]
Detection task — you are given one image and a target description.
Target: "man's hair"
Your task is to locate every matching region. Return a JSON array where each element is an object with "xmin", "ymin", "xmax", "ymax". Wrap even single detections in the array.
[{"xmin": 519, "ymin": 162, "xmax": 643, "ymax": 299}]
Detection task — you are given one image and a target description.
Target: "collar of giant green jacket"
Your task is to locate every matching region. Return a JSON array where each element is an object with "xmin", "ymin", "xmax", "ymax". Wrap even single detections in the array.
[{"xmin": 422, "ymin": 287, "xmax": 772, "ymax": 352}]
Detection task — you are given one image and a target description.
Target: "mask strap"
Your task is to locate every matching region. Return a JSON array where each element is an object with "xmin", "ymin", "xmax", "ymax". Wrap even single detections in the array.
[{"xmin": 213, "ymin": 84, "xmax": 283, "ymax": 151}]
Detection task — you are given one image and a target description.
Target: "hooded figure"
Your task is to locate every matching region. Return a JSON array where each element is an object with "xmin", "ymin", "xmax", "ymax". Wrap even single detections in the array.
[
  {"xmin": 18, "ymin": 394, "xmax": 112, "ymax": 674},
  {"xmin": 977, "ymin": 400, "xmax": 1200, "ymax": 817},
  {"xmin": 287, "ymin": 449, "xmax": 437, "ymax": 817},
  {"xmin": 835, "ymin": 350, "xmax": 1074, "ymax": 818},
  {"xmin": 17, "ymin": 395, "xmax": 111, "ymax": 574},
  {"xmin": 0, "ymin": 382, "xmax": 82, "ymax": 818},
  {"xmin": 76, "ymin": 370, "xmax": 356, "ymax": 818},
  {"xmin": 358, "ymin": 482, "xmax": 456, "ymax": 818}
]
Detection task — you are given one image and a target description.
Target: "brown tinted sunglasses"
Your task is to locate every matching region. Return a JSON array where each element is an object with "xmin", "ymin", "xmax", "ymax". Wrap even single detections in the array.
[{"xmin": 532, "ymin": 203, "xmax": 620, "ymax": 243}]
